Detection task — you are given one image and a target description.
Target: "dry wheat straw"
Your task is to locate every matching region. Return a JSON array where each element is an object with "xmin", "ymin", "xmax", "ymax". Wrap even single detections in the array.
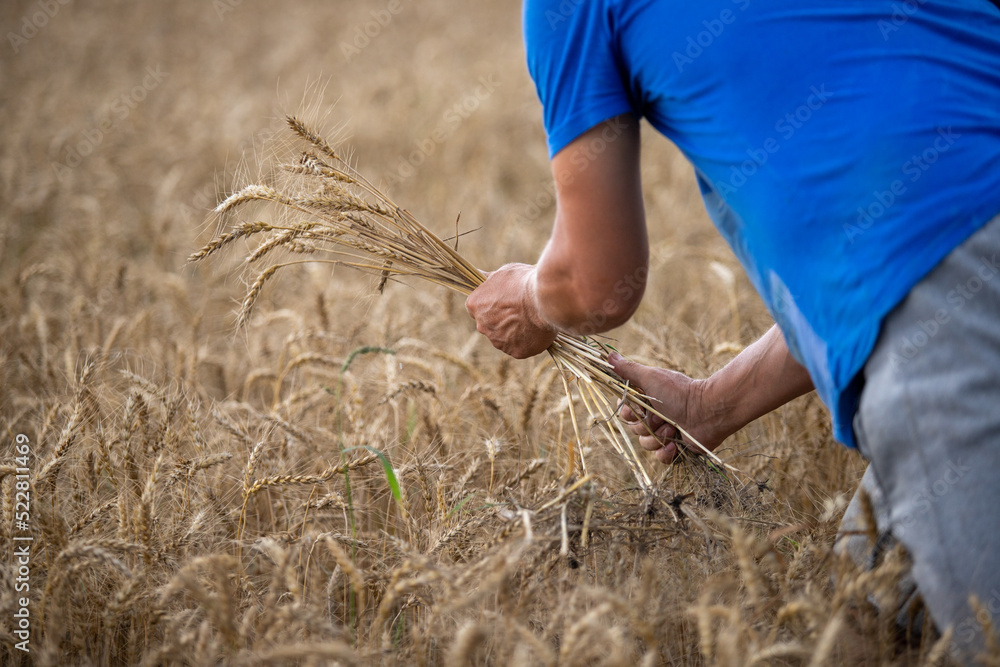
[
  {"xmin": 37, "ymin": 361, "xmax": 95, "ymax": 485},
  {"xmin": 71, "ymin": 498, "xmax": 118, "ymax": 535},
  {"xmin": 922, "ymin": 627, "xmax": 954, "ymax": 666},
  {"xmin": 250, "ymin": 642, "xmax": 361, "ymax": 666},
  {"xmin": 446, "ymin": 622, "xmax": 487, "ymax": 667},
  {"xmin": 166, "ymin": 452, "xmax": 233, "ymax": 486},
  {"xmin": 138, "ymin": 455, "xmax": 162, "ymax": 566},
  {"xmin": 192, "ymin": 116, "xmax": 738, "ymax": 489},
  {"xmin": 243, "ymin": 452, "xmax": 378, "ymax": 497}
]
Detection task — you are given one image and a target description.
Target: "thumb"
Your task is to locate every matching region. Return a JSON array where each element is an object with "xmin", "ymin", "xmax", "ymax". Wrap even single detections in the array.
[{"xmin": 608, "ymin": 352, "xmax": 654, "ymax": 389}]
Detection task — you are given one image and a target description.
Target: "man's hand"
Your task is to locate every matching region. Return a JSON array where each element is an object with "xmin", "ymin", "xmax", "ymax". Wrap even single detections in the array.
[
  {"xmin": 610, "ymin": 325, "xmax": 815, "ymax": 464},
  {"xmin": 610, "ymin": 352, "xmax": 731, "ymax": 463},
  {"xmin": 466, "ymin": 263, "xmax": 557, "ymax": 359}
]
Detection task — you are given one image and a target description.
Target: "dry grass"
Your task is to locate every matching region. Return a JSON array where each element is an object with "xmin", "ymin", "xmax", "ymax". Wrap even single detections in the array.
[{"xmin": 0, "ymin": 0, "xmax": 990, "ymax": 665}]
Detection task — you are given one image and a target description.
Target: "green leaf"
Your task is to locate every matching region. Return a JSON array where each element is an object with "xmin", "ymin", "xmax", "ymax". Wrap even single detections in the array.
[
  {"xmin": 447, "ymin": 491, "xmax": 477, "ymax": 517},
  {"xmin": 343, "ymin": 445, "xmax": 402, "ymax": 504},
  {"xmin": 341, "ymin": 346, "xmax": 396, "ymax": 375}
]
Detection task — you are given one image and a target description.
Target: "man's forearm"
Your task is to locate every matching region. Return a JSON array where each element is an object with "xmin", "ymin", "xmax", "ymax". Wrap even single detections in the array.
[
  {"xmin": 534, "ymin": 228, "xmax": 646, "ymax": 334},
  {"xmin": 533, "ymin": 116, "xmax": 647, "ymax": 335},
  {"xmin": 696, "ymin": 324, "xmax": 815, "ymax": 439}
]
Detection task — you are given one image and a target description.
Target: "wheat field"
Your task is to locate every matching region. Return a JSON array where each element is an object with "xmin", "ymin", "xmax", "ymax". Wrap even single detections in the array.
[{"xmin": 0, "ymin": 0, "xmax": 971, "ymax": 665}]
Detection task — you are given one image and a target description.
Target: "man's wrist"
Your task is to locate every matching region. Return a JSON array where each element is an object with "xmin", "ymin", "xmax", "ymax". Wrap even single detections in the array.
[
  {"xmin": 523, "ymin": 268, "xmax": 555, "ymax": 333},
  {"xmin": 693, "ymin": 375, "xmax": 744, "ymax": 444}
]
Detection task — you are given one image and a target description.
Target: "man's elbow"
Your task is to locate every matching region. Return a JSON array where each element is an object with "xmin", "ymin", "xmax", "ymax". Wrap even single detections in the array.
[
  {"xmin": 574, "ymin": 283, "xmax": 645, "ymax": 334},
  {"xmin": 538, "ymin": 269, "xmax": 646, "ymax": 335}
]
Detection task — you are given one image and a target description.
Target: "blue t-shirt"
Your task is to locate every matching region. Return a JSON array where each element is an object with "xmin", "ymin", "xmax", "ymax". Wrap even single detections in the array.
[{"xmin": 525, "ymin": 0, "xmax": 1000, "ymax": 447}]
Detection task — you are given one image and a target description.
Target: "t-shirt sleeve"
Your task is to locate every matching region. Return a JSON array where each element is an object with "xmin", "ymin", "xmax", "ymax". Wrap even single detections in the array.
[{"xmin": 523, "ymin": 0, "xmax": 637, "ymax": 158}]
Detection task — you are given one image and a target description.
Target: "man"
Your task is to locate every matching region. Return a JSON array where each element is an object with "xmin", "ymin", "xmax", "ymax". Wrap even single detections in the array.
[{"xmin": 465, "ymin": 0, "xmax": 1000, "ymax": 659}]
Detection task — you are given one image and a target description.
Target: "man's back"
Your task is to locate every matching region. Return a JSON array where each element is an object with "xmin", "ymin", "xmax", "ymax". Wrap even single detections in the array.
[{"xmin": 525, "ymin": 0, "xmax": 1000, "ymax": 444}]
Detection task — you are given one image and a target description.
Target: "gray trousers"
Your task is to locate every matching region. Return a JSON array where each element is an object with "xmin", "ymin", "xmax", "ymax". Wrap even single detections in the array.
[{"xmin": 836, "ymin": 211, "xmax": 1000, "ymax": 661}]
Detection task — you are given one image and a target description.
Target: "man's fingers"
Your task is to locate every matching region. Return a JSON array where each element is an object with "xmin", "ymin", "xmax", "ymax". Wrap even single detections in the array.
[
  {"xmin": 655, "ymin": 422, "xmax": 677, "ymax": 444},
  {"xmin": 638, "ymin": 434, "xmax": 662, "ymax": 452},
  {"xmin": 609, "ymin": 351, "xmax": 655, "ymax": 389},
  {"xmin": 620, "ymin": 405, "xmax": 640, "ymax": 422},
  {"xmin": 655, "ymin": 442, "xmax": 679, "ymax": 464},
  {"xmin": 638, "ymin": 434, "xmax": 681, "ymax": 463},
  {"xmin": 637, "ymin": 423, "xmax": 677, "ymax": 451},
  {"xmin": 626, "ymin": 409, "xmax": 666, "ymax": 436}
]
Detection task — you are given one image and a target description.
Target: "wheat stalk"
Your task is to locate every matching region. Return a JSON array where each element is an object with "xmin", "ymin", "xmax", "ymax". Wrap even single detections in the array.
[{"xmin": 191, "ymin": 116, "xmax": 734, "ymax": 489}]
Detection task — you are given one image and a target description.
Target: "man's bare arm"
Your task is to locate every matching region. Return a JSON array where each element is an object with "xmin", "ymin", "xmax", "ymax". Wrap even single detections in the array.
[
  {"xmin": 613, "ymin": 324, "xmax": 815, "ymax": 462},
  {"xmin": 465, "ymin": 115, "xmax": 646, "ymax": 357},
  {"xmin": 536, "ymin": 114, "xmax": 647, "ymax": 332}
]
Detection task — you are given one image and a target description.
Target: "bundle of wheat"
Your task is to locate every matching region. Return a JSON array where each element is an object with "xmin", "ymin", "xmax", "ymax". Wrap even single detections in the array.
[{"xmin": 191, "ymin": 116, "xmax": 730, "ymax": 488}]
